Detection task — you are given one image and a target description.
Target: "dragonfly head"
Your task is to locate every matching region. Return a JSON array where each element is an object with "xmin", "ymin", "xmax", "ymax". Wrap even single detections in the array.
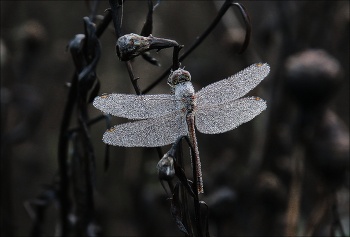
[{"xmin": 167, "ymin": 68, "xmax": 191, "ymax": 87}]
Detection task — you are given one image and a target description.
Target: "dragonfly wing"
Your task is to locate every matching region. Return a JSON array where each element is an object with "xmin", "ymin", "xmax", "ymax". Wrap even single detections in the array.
[
  {"xmin": 195, "ymin": 97, "xmax": 267, "ymax": 134},
  {"xmin": 196, "ymin": 63, "xmax": 270, "ymax": 105},
  {"xmin": 102, "ymin": 111, "xmax": 188, "ymax": 147},
  {"xmin": 93, "ymin": 93, "xmax": 177, "ymax": 119}
]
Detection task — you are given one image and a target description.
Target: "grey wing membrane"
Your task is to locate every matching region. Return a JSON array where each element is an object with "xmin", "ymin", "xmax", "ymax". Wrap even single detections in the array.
[
  {"xmin": 93, "ymin": 93, "xmax": 177, "ymax": 119},
  {"xmin": 103, "ymin": 111, "xmax": 188, "ymax": 147},
  {"xmin": 195, "ymin": 97, "xmax": 267, "ymax": 134},
  {"xmin": 196, "ymin": 63, "xmax": 270, "ymax": 106}
]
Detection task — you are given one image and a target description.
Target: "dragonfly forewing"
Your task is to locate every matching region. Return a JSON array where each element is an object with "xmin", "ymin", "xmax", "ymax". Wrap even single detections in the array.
[
  {"xmin": 93, "ymin": 93, "xmax": 178, "ymax": 119},
  {"xmin": 195, "ymin": 96, "xmax": 267, "ymax": 134},
  {"xmin": 195, "ymin": 63, "xmax": 270, "ymax": 106},
  {"xmin": 103, "ymin": 111, "xmax": 188, "ymax": 147}
]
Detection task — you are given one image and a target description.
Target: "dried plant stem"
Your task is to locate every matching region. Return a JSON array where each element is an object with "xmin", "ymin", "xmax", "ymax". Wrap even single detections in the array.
[
  {"xmin": 125, "ymin": 61, "xmax": 142, "ymax": 95},
  {"xmin": 304, "ymin": 195, "xmax": 329, "ymax": 236},
  {"xmin": 89, "ymin": 0, "xmax": 100, "ymax": 22},
  {"xmin": 109, "ymin": 0, "xmax": 123, "ymax": 38},
  {"xmin": 57, "ymin": 8, "xmax": 112, "ymax": 235},
  {"xmin": 57, "ymin": 73, "xmax": 78, "ymax": 236},
  {"xmin": 181, "ymin": 182, "xmax": 193, "ymax": 237},
  {"xmin": 285, "ymin": 146, "xmax": 304, "ymax": 236},
  {"xmin": 176, "ymin": 139, "xmax": 194, "ymax": 236},
  {"xmin": 179, "ymin": 0, "xmax": 249, "ymax": 60},
  {"xmin": 172, "ymin": 45, "xmax": 183, "ymax": 71}
]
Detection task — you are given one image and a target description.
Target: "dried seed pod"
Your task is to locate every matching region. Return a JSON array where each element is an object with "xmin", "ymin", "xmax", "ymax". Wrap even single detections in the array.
[
  {"xmin": 116, "ymin": 33, "xmax": 178, "ymax": 61},
  {"xmin": 156, "ymin": 153, "xmax": 175, "ymax": 181},
  {"xmin": 285, "ymin": 49, "xmax": 342, "ymax": 108}
]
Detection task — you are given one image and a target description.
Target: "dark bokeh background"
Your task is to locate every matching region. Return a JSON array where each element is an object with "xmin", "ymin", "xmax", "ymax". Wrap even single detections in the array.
[{"xmin": 1, "ymin": 1, "xmax": 349, "ymax": 236}]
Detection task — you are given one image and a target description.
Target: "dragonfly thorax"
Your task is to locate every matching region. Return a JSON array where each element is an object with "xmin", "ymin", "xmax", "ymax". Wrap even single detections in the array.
[
  {"xmin": 174, "ymin": 81, "xmax": 196, "ymax": 114},
  {"xmin": 168, "ymin": 69, "xmax": 196, "ymax": 114}
]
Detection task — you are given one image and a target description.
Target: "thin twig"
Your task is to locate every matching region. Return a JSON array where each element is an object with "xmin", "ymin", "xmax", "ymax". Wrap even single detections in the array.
[
  {"xmin": 125, "ymin": 61, "xmax": 142, "ymax": 95},
  {"xmin": 89, "ymin": 0, "xmax": 100, "ymax": 23},
  {"xmin": 172, "ymin": 45, "xmax": 184, "ymax": 71},
  {"xmin": 95, "ymin": 9, "xmax": 113, "ymax": 38},
  {"xmin": 143, "ymin": 0, "xmax": 250, "ymax": 94},
  {"xmin": 109, "ymin": 0, "xmax": 123, "ymax": 38},
  {"xmin": 232, "ymin": 3, "xmax": 251, "ymax": 54}
]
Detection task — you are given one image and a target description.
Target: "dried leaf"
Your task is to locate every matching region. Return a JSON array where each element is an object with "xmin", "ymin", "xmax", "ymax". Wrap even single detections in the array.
[{"xmin": 170, "ymin": 182, "xmax": 189, "ymax": 235}]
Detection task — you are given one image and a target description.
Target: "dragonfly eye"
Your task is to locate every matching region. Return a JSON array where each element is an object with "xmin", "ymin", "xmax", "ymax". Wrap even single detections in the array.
[{"xmin": 167, "ymin": 68, "xmax": 191, "ymax": 86}]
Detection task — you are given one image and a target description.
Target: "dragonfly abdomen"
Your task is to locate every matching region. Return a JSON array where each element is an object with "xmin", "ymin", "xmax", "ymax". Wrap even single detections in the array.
[{"xmin": 186, "ymin": 113, "xmax": 204, "ymax": 194}]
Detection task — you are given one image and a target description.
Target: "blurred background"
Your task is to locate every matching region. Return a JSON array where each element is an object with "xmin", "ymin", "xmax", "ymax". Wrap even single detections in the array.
[{"xmin": 1, "ymin": 1, "xmax": 349, "ymax": 236}]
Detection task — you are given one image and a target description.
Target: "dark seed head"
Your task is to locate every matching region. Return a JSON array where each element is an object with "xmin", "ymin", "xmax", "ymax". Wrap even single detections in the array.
[
  {"xmin": 116, "ymin": 33, "xmax": 151, "ymax": 61},
  {"xmin": 285, "ymin": 49, "xmax": 342, "ymax": 108}
]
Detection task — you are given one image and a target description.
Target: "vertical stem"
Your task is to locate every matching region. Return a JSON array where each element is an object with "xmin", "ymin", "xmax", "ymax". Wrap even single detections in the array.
[
  {"xmin": 89, "ymin": 0, "xmax": 100, "ymax": 22},
  {"xmin": 125, "ymin": 61, "xmax": 142, "ymax": 95},
  {"xmin": 178, "ymin": 138, "xmax": 194, "ymax": 236},
  {"xmin": 78, "ymin": 111, "xmax": 96, "ymax": 215},
  {"xmin": 57, "ymin": 73, "xmax": 78, "ymax": 236},
  {"xmin": 285, "ymin": 145, "xmax": 304, "ymax": 236},
  {"xmin": 95, "ymin": 10, "xmax": 113, "ymax": 38},
  {"xmin": 172, "ymin": 46, "xmax": 183, "ymax": 71},
  {"xmin": 109, "ymin": 0, "xmax": 123, "ymax": 38}
]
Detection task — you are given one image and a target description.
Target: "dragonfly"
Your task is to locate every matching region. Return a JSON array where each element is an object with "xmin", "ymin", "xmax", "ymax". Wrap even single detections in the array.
[{"xmin": 93, "ymin": 63, "xmax": 270, "ymax": 194}]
